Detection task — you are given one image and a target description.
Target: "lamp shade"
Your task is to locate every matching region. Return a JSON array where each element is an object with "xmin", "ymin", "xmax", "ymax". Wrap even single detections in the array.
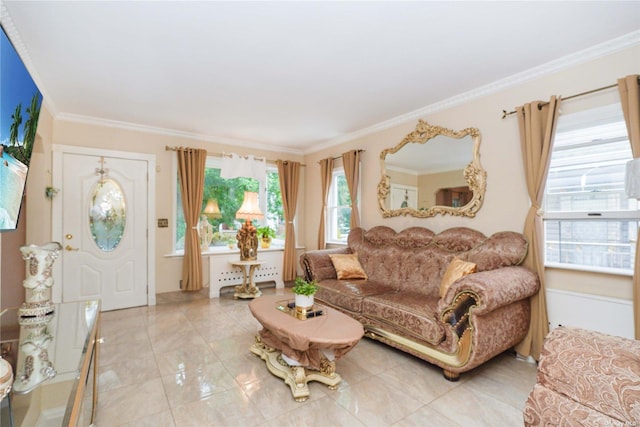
[
  {"xmin": 625, "ymin": 158, "xmax": 640, "ymax": 199},
  {"xmin": 236, "ymin": 191, "xmax": 263, "ymax": 221},
  {"xmin": 203, "ymin": 199, "xmax": 222, "ymax": 219}
]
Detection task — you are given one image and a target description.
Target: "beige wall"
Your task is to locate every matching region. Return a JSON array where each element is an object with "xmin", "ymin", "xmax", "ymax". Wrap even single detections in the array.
[
  {"xmin": 6, "ymin": 44, "xmax": 638, "ymax": 303},
  {"xmin": 23, "ymin": 117, "xmax": 304, "ymax": 295},
  {"xmin": 0, "ymin": 107, "xmax": 55, "ymax": 309},
  {"xmin": 418, "ymin": 169, "xmax": 466, "ymax": 209},
  {"xmin": 387, "ymin": 169, "xmax": 417, "ymax": 187},
  {"xmin": 303, "ymin": 45, "xmax": 640, "ymax": 301}
]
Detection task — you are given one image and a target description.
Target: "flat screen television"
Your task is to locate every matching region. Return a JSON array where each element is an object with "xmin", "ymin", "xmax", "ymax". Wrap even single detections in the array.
[{"xmin": 0, "ymin": 24, "xmax": 43, "ymax": 232}]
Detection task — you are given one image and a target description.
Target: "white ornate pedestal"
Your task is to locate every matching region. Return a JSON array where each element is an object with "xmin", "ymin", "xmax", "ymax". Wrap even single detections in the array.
[
  {"xmin": 13, "ymin": 313, "xmax": 57, "ymax": 394},
  {"xmin": 250, "ymin": 336, "xmax": 341, "ymax": 402},
  {"xmin": 19, "ymin": 242, "xmax": 62, "ymax": 317},
  {"xmin": 231, "ymin": 260, "xmax": 265, "ymax": 299}
]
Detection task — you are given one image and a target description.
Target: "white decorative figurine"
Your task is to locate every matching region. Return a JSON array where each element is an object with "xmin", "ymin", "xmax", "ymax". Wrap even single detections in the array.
[{"xmin": 198, "ymin": 215, "xmax": 214, "ymax": 252}]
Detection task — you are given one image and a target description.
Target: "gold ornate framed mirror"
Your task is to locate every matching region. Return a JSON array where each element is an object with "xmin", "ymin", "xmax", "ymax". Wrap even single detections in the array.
[{"xmin": 377, "ymin": 120, "xmax": 486, "ymax": 218}]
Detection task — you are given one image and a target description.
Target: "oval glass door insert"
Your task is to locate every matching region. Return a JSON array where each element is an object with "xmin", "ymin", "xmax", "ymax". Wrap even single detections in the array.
[{"xmin": 89, "ymin": 178, "xmax": 126, "ymax": 252}]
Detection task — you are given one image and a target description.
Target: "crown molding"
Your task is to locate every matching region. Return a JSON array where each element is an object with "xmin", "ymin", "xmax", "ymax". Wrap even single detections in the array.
[
  {"xmin": 3, "ymin": 0, "xmax": 638, "ymax": 157},
  {"xmin": 0, "ymin": 4, "xmax": 59, "ymax": 117},
  {"xmin": 56, "ymin": 113, "xmax": 305, "ymax": 156},
  {"xmin": 306, "ymin": 29, "xmax": 640, "ymax": 155}
]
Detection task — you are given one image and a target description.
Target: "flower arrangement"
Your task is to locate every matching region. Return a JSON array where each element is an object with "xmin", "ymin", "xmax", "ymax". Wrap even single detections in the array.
[{"xmin": 45, "ymin": 186, "xmax": 59, "ymax": 199}]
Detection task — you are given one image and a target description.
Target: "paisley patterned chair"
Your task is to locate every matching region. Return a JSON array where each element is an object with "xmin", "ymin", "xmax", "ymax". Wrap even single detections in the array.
[{"xmin": 523, "ymin": 326, "xmax": 640, "ymax": 426}]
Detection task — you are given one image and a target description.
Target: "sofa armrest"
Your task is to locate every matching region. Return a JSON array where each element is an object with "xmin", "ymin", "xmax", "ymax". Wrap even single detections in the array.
[
  {"xmin": 300, "ymin": 248, "xmax": 351, "ymax": 282},
  {"xmin": 437, "ymin": 266, "xmax": 539, "ymax": 316}
]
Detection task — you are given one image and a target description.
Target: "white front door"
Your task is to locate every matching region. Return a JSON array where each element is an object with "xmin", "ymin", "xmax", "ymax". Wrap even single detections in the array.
[
  {"xmin": 53, "ymin": 148, "xmax": 153, "ymax": 311},
  {"xmin": 390, "ymin": 184, "xmax": 418, "ymax": 210}
]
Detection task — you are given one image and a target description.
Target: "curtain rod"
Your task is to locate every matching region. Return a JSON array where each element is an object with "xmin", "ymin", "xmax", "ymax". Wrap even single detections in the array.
[
  {"xmin": 501, "ymin": 79, "xmax": 636, "ymax": 119},
  {"xmin": 323, "ymin": 149, "xmax": 366, "ymax": 162},
  {"xmin": 164, "ymin": 145, "xmax": 305, "ymax": 166}
]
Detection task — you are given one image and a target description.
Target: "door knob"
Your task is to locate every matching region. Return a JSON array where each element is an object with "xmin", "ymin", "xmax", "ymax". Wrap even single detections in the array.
[
  {"xmin": 65, "ymin": 245, "xmax": 79, "ymax": 251},
  {"xmin": 65, "ymin": 234, "xmax": 73, "ymax": 240}
]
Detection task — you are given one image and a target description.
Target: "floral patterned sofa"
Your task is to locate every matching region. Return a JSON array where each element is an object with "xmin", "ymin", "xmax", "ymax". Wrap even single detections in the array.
[
  {"xmin": 523, "ymin": 326, "xmax": 640, "ymax": 426},
  {"xmin": 300, "ymin": 226, "xmax": 540, "ymax": 380}
]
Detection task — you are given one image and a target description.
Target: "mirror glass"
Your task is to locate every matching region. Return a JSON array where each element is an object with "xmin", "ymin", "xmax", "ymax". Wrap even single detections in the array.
[{"xmin": 378, "ymin": 120, "xmax": 486, "ymax": 218}]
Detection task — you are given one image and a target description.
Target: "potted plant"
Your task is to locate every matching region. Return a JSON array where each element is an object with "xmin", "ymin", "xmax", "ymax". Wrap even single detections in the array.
[
  {"xmin": 226, "ymin": 237, "xmax": 237, "ymax": 250},
  {"xmin": 292, "ymin": 277, "xmax": 318, "ymax": 309},
  {"xmin": 211, "ymin": 231, "xmax": 225, "ymax": 246},
  {"xmin": 257, "ymin": 226, "xmax": 276, "ymax": 248}
]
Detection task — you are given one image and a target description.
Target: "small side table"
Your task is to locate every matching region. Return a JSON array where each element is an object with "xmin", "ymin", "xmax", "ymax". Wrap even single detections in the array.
[{"xmin": 230, "ymin": 260, "xmax": 265, "ymax": 299}]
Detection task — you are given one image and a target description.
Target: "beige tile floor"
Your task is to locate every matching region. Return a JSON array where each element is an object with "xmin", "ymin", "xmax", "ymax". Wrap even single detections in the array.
[{"xmin": 95, "ymin": 286, "xmax": 537, "ymax": 426}]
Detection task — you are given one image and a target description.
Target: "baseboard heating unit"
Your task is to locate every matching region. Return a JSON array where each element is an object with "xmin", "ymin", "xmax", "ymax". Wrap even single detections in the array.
[{"xmin": 545, "ymin": 288, "xmax": 633, "ymax": 339}]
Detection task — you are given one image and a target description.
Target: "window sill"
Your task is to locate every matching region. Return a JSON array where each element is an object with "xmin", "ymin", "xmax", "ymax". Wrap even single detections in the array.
[
  {"xmin": 545, "ymin": 262, "xmax": 633, "ymax": 277},
  {"xmin": 165, "ymin": 244, "xmax": 297, "ymax": 258}
]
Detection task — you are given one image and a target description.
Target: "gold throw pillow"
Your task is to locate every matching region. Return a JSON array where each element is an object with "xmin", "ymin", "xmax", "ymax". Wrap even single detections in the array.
[
  {"xmin": 329, "ymin": 253, "xmax": 368, "ymax": 280},
  {"xmin": 439, "ymin": 258, "xmax": 477, "ymax": 298}
]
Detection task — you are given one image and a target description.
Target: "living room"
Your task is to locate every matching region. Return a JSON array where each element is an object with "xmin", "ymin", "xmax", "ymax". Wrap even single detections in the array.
[{"xmin": 0, "ymin": 2, "xmax": 638, "ymax": 426}]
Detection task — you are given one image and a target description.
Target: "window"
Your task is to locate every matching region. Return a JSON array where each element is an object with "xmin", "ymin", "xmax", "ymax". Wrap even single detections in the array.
[
  {"xmin": 544, "ymin": 104, "xmax": 639, "ymax": 274},
  {"xmin": 174, "ymin": 157, "xmax": 283, "ymax": 251},
  {"xmin": 326, "ymin": 168, "xmax": 353, "ymax": 243}
]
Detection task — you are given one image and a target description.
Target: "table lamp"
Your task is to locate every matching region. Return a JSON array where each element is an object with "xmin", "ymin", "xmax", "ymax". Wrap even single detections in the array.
[
  {"xmin": 203, "ymin": 198, "xmax": 222, "ymax": 219},
  {"xmin": 236, "ymin": 191, "xmax": 263, "ymax": 260}
]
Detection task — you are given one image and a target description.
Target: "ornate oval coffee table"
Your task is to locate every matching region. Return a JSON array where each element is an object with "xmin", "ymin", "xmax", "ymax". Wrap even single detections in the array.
[{"xmin": 248, "ymin": 294, "xmax": 364, "ymax": 402}]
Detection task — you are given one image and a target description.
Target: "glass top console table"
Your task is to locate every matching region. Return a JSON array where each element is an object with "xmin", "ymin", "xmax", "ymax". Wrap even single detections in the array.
[{"xmin": 0, "ymin": 300, "xmax": 101, "ymax": 427}]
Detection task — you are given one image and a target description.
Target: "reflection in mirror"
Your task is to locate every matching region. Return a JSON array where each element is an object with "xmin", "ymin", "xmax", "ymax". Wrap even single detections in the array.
[{"xmin": 378, "ymin": 120, "xmax": 486, "ymax": 218}]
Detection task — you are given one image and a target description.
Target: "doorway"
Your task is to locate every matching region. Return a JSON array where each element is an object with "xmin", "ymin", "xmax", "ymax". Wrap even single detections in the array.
[{"xmin": 52, "ymin": 146, "xmax": 156, "ymax": 310}]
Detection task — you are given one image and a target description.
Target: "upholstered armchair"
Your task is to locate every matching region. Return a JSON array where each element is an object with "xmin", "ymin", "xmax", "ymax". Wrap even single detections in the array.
[{"xmin": 523, "ymin": 326, "xmax": 640, "ymax": 426}]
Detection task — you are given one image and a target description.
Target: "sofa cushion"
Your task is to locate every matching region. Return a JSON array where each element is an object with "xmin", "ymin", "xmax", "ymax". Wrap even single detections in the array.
[
  {"xmin": 392, "ymin": 227, "xmax": 435, "ymax": 248},
  {"xmin": 329, "ymin": 252, "xmax": 368, "ymax": 280},
  {"xmin": 300, "ymin": 247, "xmax": 351, "ymax": 282},
  {"xmin": 524, "ymin": 383, "xmax": 621, "ymax": 427},
  {"xmin": 439, "ymin": 258, "xmax": 477, "ymax": 298},
  {"xmin": 466, "ymin": 231, "xmax": 528, "ymax": 271},
  {"xmin": 537, "ymin": 327, "xmax": 640, "ymax": 423},
  {"xmin": 362, "ymin": 292, "xmax": 444, "ymax": 345},
  {"xmin": 432, "ymin": 227, "xmax": 486, "ymax": 252},
  {"xmin": 315, "ymin": 279, "xmax": 396, "ymax": 314},
  {"xmin": 363, "ymin": 226, "xmax": 398, "ymax": 245}
]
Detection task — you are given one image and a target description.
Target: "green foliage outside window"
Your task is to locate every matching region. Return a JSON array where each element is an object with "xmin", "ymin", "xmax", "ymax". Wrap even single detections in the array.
[
  {"xmin": 176, "ymin": 167, "xmax": 284, "ymax": 250},
  {"xmin": 335, "ymin": 173, "xmax": 352, "ymax": 239},
  {"xmin": 266, "ymin": 171, "xmax": 285, "ymax": 239},
  {"xmin": 203, "ymin": 168, "xmax": 259, "ymax": 230}
]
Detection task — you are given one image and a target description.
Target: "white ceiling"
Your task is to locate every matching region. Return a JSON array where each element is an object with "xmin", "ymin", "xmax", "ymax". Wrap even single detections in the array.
[{"xmin": 2, "ymin": 1, "xmax": 639, "ymax": 154}]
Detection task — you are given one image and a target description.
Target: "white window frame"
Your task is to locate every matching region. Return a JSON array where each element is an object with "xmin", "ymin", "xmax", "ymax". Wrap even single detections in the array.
[
  {"xmin": 543, "ymin": 103, "xmax": 639, "ymax": 275},
  {"xmin": 326, "ymin": 167, "xmax": 360, "ymax": 245},
  {"xmin": 171, "ymin": 155, "xmax": 285, "ymax": 253}
]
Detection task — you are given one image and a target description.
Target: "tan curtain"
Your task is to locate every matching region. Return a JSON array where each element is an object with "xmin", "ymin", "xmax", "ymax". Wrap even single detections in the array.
[
  {"xmin": 317, "ymin": 157, "xmax": 334, "ymax": 249},
  {"xmin": 177, "ymin": 148, "xmax": 207, "ymax": 291},
  {"xmin": 514, "ymin": 96, "xmax": 561, "ymax": 360},
  {"xmin": 342, "ymin": 150, "xmax": 361, "ymax": 228},
  {"xmin": 277, "ymin": 160, "xmax": 301, "ymax": 281},
  {"xmin": 618, "ymin": 74, "xmax": 640, "ymax": 339}
]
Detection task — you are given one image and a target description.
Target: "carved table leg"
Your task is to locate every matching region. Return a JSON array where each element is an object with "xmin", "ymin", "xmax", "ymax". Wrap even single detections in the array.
[
  {"xmin": 247, "ymin": 264, "xmax": 261, "ymax": 296},
  {"xmin": 249, "ymin": 336, "xmax": 342, "ymax": 402}
]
